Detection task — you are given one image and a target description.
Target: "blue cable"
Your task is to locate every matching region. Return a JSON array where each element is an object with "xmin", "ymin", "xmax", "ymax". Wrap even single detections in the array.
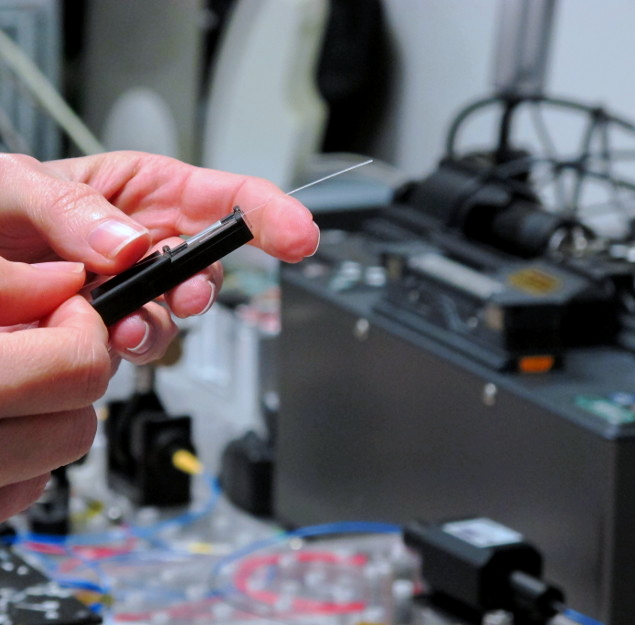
[
  {"xmin": 12, "ymin": 472, "xmax": 222, "ymax": 619},
  {"xmin": 563, "ymin": 608, "xmax": 605, "ymax": 625},
  {"xmin": 208, "ymin": 521, "xmax": 609, "ymax": 625},
  {"xmin": 286, "ymin": 521, "xmax": 402, "ymax": 539},
  {"xmin": 132, "ymin": 473, "xmax": 221, "ymax": 541},
  {"xmin": 57, "ymin": 578, "xmax": 108, "ymax": 594},
  {"xmin": 14, "ymin": 495, "xmax": 611, "ymax": 625},
  {"xmin": 22, "ymin": 473, "xmax": 221, "ymax": 549}
]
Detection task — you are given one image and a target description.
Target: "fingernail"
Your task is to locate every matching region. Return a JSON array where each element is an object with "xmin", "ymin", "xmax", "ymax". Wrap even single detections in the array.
[
  {"xmin": 307, "ymin": 222, "xmax": 320, "ymax": 257},
  {"xmin": 196, "ymin": 280, "xmax": 216, "ymax": 316},
  {"xmin": 127, "ymin": 318, "xmax": 152, "ymax": 355},
  {"xmin": 32, "ymin": 261, "xmax": 85, "ymax": 273},
  {"xmin": 88, "ymin": 220, "xmax": 148, "ymax": 260}
]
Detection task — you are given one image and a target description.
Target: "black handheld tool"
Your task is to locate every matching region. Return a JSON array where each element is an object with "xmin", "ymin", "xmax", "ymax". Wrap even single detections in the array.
[{"xmin": 91, "ymin": 206, "xmax": 253, "ymax": 326}]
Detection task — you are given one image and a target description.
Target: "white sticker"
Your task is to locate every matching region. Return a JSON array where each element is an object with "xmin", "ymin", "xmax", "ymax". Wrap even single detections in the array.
[{"xmin": 442, "ymin": 518, "xmax": 523, "ymax": 548}]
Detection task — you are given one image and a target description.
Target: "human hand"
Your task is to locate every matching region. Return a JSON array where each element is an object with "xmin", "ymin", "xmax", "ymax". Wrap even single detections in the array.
[
  {"xmin": 0, "ymin": 151, "xmax": 319, "ymax": 362},
  {"xmin": 0, "ymin": 260, "xmax": 110, "ymax": 520},
  {"xmin": 0, "ymin": 151, "xmax": 319, "ymax": 520}
]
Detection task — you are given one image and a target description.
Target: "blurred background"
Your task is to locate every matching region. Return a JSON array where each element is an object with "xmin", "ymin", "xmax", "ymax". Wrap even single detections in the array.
[
  {"xmin": 2, "ymin": 2, "xmax": 635, "ymax": 625},
  {"xmin": 64, "ymin": 1, "xmax": 635, "ymax": 174}
]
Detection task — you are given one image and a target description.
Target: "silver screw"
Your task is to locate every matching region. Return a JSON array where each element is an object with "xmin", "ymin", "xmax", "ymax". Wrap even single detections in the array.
[
  {"xmin": 354, "ymin": 318, "xmax": 370, "ymax": 341},
  {"xmin": 482, "ymin": 382, "xmax": 498, "ymax": 406}
]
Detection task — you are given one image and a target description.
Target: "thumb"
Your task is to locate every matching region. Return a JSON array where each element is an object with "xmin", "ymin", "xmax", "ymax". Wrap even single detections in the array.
[
  {"xmin": 0, "ymin": 154, "xmax": 150, "ymax": 273},
  {"xmin": 0, "ymin": 259, "xmax": 86, "ymax": 326}
]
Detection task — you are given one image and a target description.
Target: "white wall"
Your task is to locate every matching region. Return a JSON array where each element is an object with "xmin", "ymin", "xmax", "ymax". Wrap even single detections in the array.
[{"xmin": 372, "ymin": 0, "xmax": 635, "ymax": 178}]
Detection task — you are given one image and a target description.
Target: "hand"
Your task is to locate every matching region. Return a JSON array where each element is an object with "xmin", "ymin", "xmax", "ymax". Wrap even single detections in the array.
[
  {"xmin": 0, "ymin": 151, "xmax": 319, "ymax": 361},
  {"xmin": 0, "ymin": 151, "xmax": 319, "ymax": 520},
  {"xmin": 0, "ymin": 261, "xmax": 109, "ymax": 521}
]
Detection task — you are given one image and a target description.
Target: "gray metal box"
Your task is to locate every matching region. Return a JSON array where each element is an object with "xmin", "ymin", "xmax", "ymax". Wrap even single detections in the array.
[{"xmin": 275, "ymin": 255, "xmax": 635, "ymax": 625}]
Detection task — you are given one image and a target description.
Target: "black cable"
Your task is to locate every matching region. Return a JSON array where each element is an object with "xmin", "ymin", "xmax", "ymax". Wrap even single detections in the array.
[
  {"xmin": 570, "ymin": 107, "xmax": 606, "ymax": 212},
  {"xmin": 446, "ymin": 92, "xmax": 635, "ymax": 160},
  {"xmin": 495, "ymin": 96, "xmax": 522, "ymax": 163},
  {"xmin": 445, "ymin": 94, "xmax": 504, "ymax": 159}
]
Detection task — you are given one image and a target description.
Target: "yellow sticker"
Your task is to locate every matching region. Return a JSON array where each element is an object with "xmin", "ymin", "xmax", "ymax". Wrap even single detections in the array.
[{"xmin": 507, "ymin": 267, "xmax": 561, "ymax": 295}]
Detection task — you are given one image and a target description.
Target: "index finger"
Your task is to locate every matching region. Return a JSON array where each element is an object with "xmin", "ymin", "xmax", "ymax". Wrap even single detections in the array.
[
  {"xmin": 48, "ymin": 152, "xmax": 320, "ymax": 263},
  {"xmin": 172, "ymin": 168, "xmax": 319, "ymax": 262}
]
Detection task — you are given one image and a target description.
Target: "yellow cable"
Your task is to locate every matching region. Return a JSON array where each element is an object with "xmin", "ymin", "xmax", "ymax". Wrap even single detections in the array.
[{"xmin": 171, "ymin": 449, "xmax": 203, "ymax": 475}]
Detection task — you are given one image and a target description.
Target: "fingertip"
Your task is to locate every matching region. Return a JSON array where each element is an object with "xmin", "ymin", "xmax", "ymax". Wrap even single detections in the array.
[
  {"xmin": 167, "ymin": 274, "xmax": 218, "ymax": 318},
  {"xmin": 0, "ymin": 260, "xmax": 88, "ymax": 326},
  {"xmin": 194, "ymin": 278, "xmax": 216, "ymax": 316},
  {"xmin": 110, "ymin": 313, "xmax": 153, "ymax": 356},
  {"xmin": 123, "ymin": 315, "xmax": 153, "ymax": 355},
  {"xmin": 110, "ymin": 303, "xmax": 178, "ymax": 364},
  {"xmin": 307, "ymin": 221, "xmax": 320, "ymax": 257},
  {"xmin": 28, "ymin": 260, "xmax": 87, "ymax": 294},
  {"xmin": 32, "ymin": 261, "xmax": 85, "ymax": 275},
  {"xmin": 257, "ymin": 199, "xmax": 320, "ymax": 262}
]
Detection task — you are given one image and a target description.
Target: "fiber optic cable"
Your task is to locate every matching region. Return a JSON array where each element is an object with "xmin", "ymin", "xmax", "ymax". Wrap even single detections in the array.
[{"xmin": 0, "ymin": 28, "xmax": 104, "ymax": 154}]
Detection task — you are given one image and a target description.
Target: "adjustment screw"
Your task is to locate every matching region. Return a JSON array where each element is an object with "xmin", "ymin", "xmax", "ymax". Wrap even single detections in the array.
[
  {"xmin": 354, "ymin": 318, "xmax": 370, "ymax": 341},
  {"xmin": 482, "ymin": 382, "xmax": 498, "ymax": 406}
]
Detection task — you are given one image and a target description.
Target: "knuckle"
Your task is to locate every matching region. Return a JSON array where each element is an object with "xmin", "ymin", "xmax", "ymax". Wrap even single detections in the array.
[
  {"xmin": 0, "ymin": 152, "xmax": 40, "ymax": 176},
  {"xmin": 60, "ymin": 407, "xmax": 98, "ymax": 463},
  {"xmin": 84, "ymin": 349, "xmax": 112, "ymax": 405},
  {"xmin": 44, "ymin": 180, "xmax": 100, "ymax": 221},
  {"xmin": 73, "ymin": 329, "xmax": 113, "ymax": 405}
]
